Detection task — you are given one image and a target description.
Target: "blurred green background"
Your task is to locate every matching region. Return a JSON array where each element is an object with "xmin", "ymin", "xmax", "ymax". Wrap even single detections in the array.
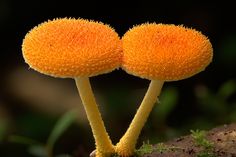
[{"xmin": 0, "ymin": 0, "xmax": 236, "ymax": 157}]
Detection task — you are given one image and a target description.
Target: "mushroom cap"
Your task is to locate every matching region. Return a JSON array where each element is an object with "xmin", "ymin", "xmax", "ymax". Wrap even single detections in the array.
[
  {"xmin": 22, "ymin": 18, "xmax": 122, "ymax": 78},
  {"xmin": 122, "ymin": 23, "xmax": 213, "ymax": 81}
]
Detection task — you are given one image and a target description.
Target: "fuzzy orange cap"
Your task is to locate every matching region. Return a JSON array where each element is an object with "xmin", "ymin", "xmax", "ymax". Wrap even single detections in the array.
[
  {"xmin": 22, "ymin": 18, "xmax": 122, "ymax": 78},
  {"xmin": 122, "ymin": 23, "xmax": 213, "ymax": 81}
]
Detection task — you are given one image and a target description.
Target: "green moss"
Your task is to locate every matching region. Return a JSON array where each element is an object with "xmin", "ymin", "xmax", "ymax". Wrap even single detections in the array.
[
  {"xmin": 134, "ymin": 141, "xmax": 154, "ymax": 156},
  {"xmin": 134, "ymin": 141, "xmax": 183, "ymax": 156},
  {"xmin": 190, "ymin": 130, "xmax": 216, "ymax": 157}
]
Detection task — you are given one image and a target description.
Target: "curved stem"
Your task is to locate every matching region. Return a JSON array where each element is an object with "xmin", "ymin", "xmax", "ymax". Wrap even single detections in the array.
[
  {"xmin": 115, "ymin": 80, "xmax": 164, "ymax": 156},
  {"xmin": 75, "ymin": 77, "xmax": 114, "ymax": 157}
]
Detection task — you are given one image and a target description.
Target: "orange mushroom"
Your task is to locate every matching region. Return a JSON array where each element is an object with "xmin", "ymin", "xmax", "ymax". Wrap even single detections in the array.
[
  {"xmin": 22, "ymin": 18, "xmax": 122, "ymax": 157},
  {"xmin": 115, "ymin": 23, "xmax": 213, "ymax": 156}
]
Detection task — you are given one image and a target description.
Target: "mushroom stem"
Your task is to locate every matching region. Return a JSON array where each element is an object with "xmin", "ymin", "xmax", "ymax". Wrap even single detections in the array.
[
  {"xmin": 75, "ymin": 77, "xmax": 114, "ymax": 157},
  {"xmin": 115, "ymin": 80, "xmax": 164, "ymax": 156}
]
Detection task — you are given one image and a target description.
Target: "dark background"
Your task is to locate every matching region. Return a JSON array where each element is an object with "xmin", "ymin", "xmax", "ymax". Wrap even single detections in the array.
[{"xmin": 0, "ymin": 0, "xmax": 236, "ymax": 157}]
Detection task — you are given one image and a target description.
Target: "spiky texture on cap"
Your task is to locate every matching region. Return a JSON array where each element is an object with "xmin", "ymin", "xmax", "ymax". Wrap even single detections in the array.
[
  {"xmin": 122, "ymin": 23, "xmax": 213, "ymax": 81},
  {"xmin": 22, "ymin": 18, "xmax": 122, "ymax": 78}
]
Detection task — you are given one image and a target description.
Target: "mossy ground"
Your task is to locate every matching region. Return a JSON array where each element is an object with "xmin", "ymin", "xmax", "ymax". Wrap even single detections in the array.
[{"xmin": 111, "ymin": 123, "xmax": 236, "ymax": 157}]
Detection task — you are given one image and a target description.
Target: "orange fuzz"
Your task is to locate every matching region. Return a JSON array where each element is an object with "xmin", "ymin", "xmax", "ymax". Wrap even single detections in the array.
[
  {"xmin": 122, "ymin": 23, "xmax": 213, "ymax": 81},
  {"xmin": 22, "ymin": 18, "xmax": 122, "ymax": 78}
]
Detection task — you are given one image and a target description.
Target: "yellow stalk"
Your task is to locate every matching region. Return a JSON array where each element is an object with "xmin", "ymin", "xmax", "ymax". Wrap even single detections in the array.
[
  {"xmin": 115, "ymin": 80, "xmax": 164, "ymax": 156},
  {"xmin": 75, "ymin": 77, "xmax": 114, "ymax": 157}
]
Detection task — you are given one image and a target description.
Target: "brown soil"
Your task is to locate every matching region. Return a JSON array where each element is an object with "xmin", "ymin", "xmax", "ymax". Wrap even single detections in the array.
[{"xmin": 142, "ymin": 123, "xmax": 236, "ymax": 157}]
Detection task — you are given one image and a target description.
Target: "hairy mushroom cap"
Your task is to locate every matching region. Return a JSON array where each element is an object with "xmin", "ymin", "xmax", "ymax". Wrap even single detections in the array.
[
  {"xmin": 122, "ymin": 23, "xmax": 213, "ymax": 81},
  {"xmin": 22, "ymin": 18, "xmax": 122, "ymax": 78}
]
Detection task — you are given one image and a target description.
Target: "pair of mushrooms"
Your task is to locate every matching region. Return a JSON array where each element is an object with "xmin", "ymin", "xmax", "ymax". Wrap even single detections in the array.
[{"xmin": 22, "ymin": 18, "xmax": 213, "ymax": 157}]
